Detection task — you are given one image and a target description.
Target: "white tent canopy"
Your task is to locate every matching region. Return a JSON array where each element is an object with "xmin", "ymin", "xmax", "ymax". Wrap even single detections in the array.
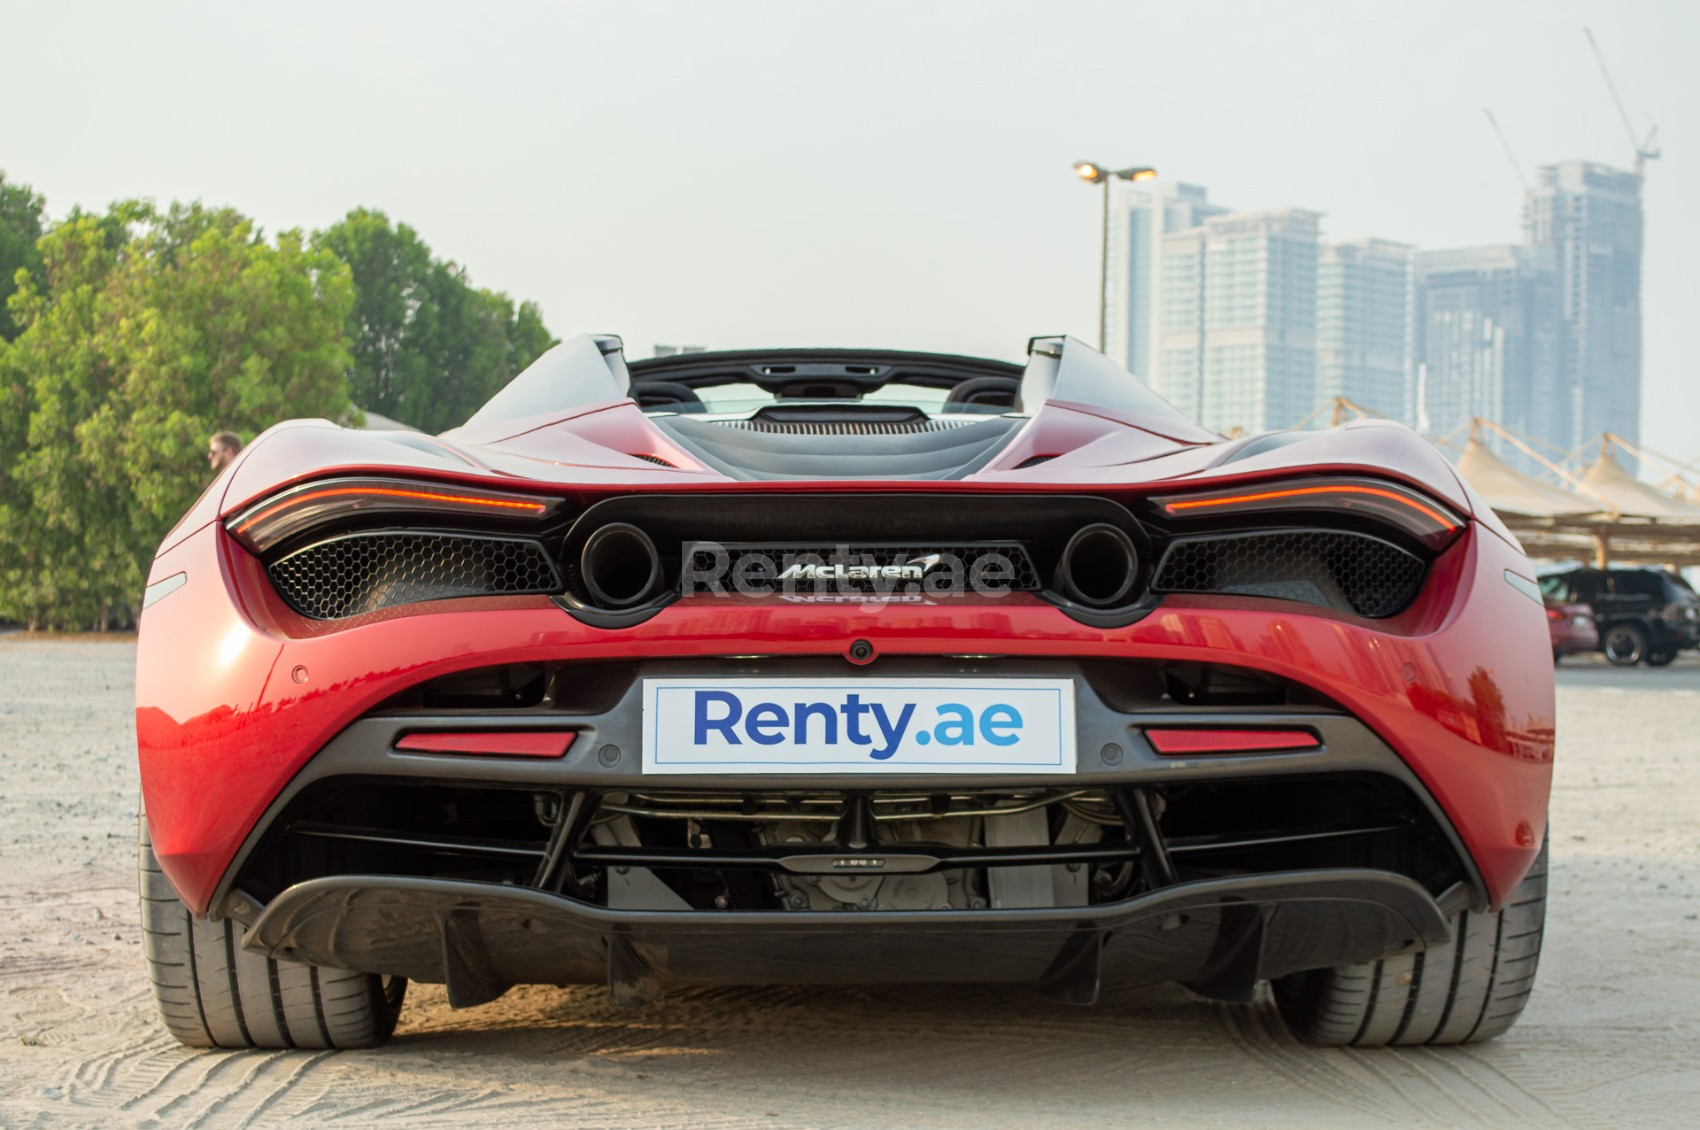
[
  {"xmin": 1578, "ymin": 451, "xmax": 1700, "ymax": 523},
  {"xmin": 1446, "ymin": 434, "xmax": 1700, "ymax": 567},
  {"xmin": 1454, "ymin": 439, "xmax": 1609, "ymax": 520}
]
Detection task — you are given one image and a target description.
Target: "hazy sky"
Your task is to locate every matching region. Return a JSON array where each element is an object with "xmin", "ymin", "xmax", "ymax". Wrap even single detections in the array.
[{"xmin": 5, "ymin": 1, "xmax": 1696, "ymax": 461}]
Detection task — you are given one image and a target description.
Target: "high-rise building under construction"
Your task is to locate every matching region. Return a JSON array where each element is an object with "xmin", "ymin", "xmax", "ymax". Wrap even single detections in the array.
[{"xmin": 1524, "ymin": 160, "xmax": 1644, "ymax": 452}]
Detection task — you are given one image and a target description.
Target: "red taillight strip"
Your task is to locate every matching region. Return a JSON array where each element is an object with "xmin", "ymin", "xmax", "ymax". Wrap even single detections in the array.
[
  {"xmin": 394, "ymin": 730, "xmax": 576, "ymax": 758},
  {"xmin": 235, "ymin": 485, "xmax": 547, "ymax": 535},
  {"xmin": 1162, "ymin": 484, "xmax": 1458, "ymax": 532},
  {"xmin": 1144, "ymin": 728, "xmax": 1321, "ymax": 756}
]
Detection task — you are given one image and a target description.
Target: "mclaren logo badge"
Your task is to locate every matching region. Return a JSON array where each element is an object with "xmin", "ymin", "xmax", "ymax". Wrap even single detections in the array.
[{"xmin": 776, "ymin": 553, "xmax": 944, "ymax": 583}]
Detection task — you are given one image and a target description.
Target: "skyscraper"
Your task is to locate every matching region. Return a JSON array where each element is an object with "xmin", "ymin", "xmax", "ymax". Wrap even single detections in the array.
[
  {"xmin": 1524, "ymin": 161, "xmax": 1643, "ymax": 451},
  {"xmin": 1108, "ymin": 183, "xmax": 1228, "ymax": 382},
  {"xmin": 1154, "ymin": 208, "xmax": 1320, "ymax": 435},
  {"xmin": 1317, "ymin": 239, "xmax": 1413, "ymax": 423},
  {"xmin": 1411, "ymin": 159, "xmax": 1642, "ymax": 466},
  {"xmin": 1412, "ymin": 245, "xmax": 1563, "ymax": 461}
]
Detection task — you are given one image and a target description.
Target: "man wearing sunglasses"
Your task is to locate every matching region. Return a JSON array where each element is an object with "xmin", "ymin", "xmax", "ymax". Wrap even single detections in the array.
[{"xmin": 206, "ymin": 431, "xmax": 243, "ymax": 473}]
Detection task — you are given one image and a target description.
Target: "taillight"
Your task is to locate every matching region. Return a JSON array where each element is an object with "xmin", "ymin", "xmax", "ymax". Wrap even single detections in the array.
[
  {"xmin": 227, "ymin": 476, "xmax": 561, "ymax": 554},
  {"xmin": 1546, "ymin": 607, "xmax": 1563, "ymax": 621},
  {"xmin": 1149, "ymin": 475, "xmax": 1463, "ymax": 551}
]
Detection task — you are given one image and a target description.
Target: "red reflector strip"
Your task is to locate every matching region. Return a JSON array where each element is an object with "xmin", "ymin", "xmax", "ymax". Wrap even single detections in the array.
[
  {"xmin": 1163, "ymin": 484, "xmax": 1458, "ymax": 532},
  {"xmin": 1144, "ymin": 728, "xmax": 1321, "ymax": 756},
  {"xmin": 394, "ymin": 731, "xmax": 576, "ymax": 758}
]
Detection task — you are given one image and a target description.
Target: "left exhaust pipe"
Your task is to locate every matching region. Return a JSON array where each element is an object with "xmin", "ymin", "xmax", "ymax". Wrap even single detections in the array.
[{"xmin": 580, "ymin": 522, "xmax": 662, "ymax": 608}]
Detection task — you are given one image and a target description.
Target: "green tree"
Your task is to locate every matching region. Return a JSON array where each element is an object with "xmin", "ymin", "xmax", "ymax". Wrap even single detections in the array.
[
  {"xmin": 0, "ymin": 201, "xmax": 353, "ymax": 628},
  {"xmin": 316, "ymin": 209, "xmax": 556, "ymax": 433},
  {"xmin": 0, "ymin": 171, "xmax": 47, "ymax": 341}
]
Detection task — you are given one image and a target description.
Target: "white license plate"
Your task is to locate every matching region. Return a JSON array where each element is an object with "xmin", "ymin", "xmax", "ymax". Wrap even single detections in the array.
[{"xmin": 642, "ymin": 678, "xmax": 1076, "ymax": 774}]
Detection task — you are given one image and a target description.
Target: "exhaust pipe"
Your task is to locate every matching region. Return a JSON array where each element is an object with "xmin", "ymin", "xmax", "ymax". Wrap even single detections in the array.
[
  {"xmin": 1055, "ymin": 523, "xmax": 1138, "ymax": 608},
  {"xmin": 580, "ymin": 522, "xmax": 662, "ymax": 608}
]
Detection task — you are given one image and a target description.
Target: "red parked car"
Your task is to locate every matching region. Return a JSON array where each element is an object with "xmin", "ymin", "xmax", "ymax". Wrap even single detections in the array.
[
  {"xmin": 136, "ymin": 335, "xmax": 1553, "ymax": 1050},
  {"xmin": 1546, "ymin": 600, "xmax": 1598, "ymax": 664}
]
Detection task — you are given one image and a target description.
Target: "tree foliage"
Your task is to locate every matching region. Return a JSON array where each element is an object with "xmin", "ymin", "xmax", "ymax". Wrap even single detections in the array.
[
  {"xmin": 0, "ymin": 189, "xmax": 558, "ymax": 629},
  {"xmin": 0, "ymin": 170, "xmax": 47, "ymax": 341},
  {"xmin": 316, "ymin": 209, "xmax": 556, "ymax": 433},
  {"xmin": 0, "ymin": 202, "xmax": 354, "ymax": 629}
]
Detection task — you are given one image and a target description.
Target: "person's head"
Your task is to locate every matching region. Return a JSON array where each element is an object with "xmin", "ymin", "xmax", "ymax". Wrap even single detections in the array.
[{"xmin": 207, "ymin": 431, "xmax": 243, "ymax": 472}]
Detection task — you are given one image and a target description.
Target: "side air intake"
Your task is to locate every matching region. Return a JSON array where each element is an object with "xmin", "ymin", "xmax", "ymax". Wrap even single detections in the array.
[
  {"xmin": 1151, "ymin": 529, "xmax": 1426, "ymax": 619},
  {"xmin": 269, "ymin": 532, "xmax": 561, "ymax": 620}
]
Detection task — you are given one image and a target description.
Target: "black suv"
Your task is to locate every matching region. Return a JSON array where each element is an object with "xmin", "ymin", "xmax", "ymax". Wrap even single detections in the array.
[{"xmin": 1539, "ymin": 567, "xmax": 1700, "ymax": 667}]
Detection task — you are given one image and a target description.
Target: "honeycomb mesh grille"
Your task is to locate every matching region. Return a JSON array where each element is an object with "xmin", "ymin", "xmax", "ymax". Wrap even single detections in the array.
[
  {"xmin": 270, "ymin": 532, "xmax": 561, "ymax": 620},
  {"xmin": 1152, "ymin": 529, "xmax": 1426, "ymax": 618},
  {"xmin": 712, "ymin": 417, "xmax": 976, "ymax": 436},
  {"xmin": 683, "ymin": 543, "xmax": 1041, "ymax": 593}
]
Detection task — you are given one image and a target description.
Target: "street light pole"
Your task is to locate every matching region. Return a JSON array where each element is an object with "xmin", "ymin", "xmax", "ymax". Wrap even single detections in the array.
[
  {"xmin": 1073, "ymin": 162, "xmax": 1157, "ymax": 354},
  {"xmin": 1098, "ymin": 173, "xmax": 1112, "ymax": 351}
]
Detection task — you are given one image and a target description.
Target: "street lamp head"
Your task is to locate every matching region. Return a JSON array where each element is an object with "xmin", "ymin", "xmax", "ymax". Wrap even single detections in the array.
[{"xmin": 1073, "ymin": 162, "xmax": 1157, "ymax": 185}]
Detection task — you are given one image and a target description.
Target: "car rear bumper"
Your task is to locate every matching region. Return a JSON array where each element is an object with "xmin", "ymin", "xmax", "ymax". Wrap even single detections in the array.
[
  {"xmin": 138, "ymin": 521, "xmax": 1554, "ymax": 915},
  {"xmin": 202, "ymin": 662, "xmax": 1489, "ymax": 926}
]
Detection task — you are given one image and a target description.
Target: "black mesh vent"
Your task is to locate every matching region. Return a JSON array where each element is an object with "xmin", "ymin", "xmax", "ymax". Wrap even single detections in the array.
[
  {"xmin": 712, "ymin": 417, "xmax": 976, "ymax": 436},
  {"xmin": 1013, "ymin": 454, "xmax": 1058, "ymax": 469},
  {"xmin": 630, "ymin": 453, "xmax": 676, "ymax": 467},
  {"xmin": 270, "ymin": 532, "xmax": 562, "ymax": 620},
  {"xmin": 1152, "ymin": 529, "xmax": 1426, "ymax": 618},
  {"xmin": 684, "ymin": 543, "xmax": 1041, "ymax": 593}
]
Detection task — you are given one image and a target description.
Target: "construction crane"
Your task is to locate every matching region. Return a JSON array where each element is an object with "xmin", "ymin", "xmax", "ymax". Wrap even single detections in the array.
[
  {"xmin": 1482, "ymin": 108, "xmax": 1530, "ymax": 191},
  {"xmin": 1584, "ymin": 27, "xmax": 1661, "ymax": 179}
]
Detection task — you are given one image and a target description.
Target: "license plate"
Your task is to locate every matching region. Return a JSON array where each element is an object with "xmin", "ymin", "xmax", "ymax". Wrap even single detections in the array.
[{"xmin": 642, "ymin": 678, "xmax": 1076, "ymax": 774}]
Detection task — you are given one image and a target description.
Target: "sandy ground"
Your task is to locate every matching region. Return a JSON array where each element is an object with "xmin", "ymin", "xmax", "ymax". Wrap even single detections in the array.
[{"xmin": 0, "ymin": 639, "xmax": 1695, "ymax": 1128}]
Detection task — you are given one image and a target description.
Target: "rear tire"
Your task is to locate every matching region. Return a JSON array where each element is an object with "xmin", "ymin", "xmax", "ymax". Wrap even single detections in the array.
[
  {"xmin": 139, "ymin": 814, "xmax": 405, "ymax": 1048},
  {"xmin": 1603, "ymin": 623, "xmax": 1647, "ymax": 666},
  {"xmin": 1644, "ymin": 650, "xmax": 1677, "ymax": 668},
  {"xmin": 1272, "ymin": 840, "xmax": 1547, "ymax": 1046}
]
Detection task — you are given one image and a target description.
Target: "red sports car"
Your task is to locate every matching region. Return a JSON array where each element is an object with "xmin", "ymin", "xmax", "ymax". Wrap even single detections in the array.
[{"xmin": 136, "ymin": 335, "xmax": 1553, "ymax": 1049}]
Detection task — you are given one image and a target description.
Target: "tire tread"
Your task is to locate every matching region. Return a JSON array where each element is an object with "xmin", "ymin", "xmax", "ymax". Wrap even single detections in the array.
[
  {"xmin": 137, "ymin": 814, "xmax": 403, "ymax": 1049},
  {"xmin": 1274, "ymin": 840, "xmax": 1547, "ymax": 1047}
]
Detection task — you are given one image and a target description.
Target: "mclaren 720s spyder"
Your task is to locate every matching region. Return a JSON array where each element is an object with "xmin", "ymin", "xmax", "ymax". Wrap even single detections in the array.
[{"xmin": 136, "ymin": 334, "xmax": 1551, "ymax": 1049}]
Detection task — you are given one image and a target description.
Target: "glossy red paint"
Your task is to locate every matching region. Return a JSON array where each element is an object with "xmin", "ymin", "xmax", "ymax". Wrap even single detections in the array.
[
  {"xmin": 136, "ymin": 525, "xmax": 283, "ymax": 897},
  {"xmin": 138, "ymin": 517, "xmax": 1553, "ymax": 916},
  {"xmin": 207, "ymin": 399, "xmax": 1482, "ymax": 526},
  {"xmin": 393, "ymin": 730, "xmax": 577, "ymax": 758},
  {"xmin": 1143, "ymin": 729, "xmax": 1322, "ymax": 755}
]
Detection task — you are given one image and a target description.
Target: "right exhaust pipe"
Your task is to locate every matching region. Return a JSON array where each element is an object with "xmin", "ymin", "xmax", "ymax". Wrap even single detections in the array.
[
  {"xmin": 1055, "ymin": 523, "xmax": 1139, "ymax": 608},
  {"xmin": 579, "ymin": 522, "xmax": 662, "ymax": 608}
]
